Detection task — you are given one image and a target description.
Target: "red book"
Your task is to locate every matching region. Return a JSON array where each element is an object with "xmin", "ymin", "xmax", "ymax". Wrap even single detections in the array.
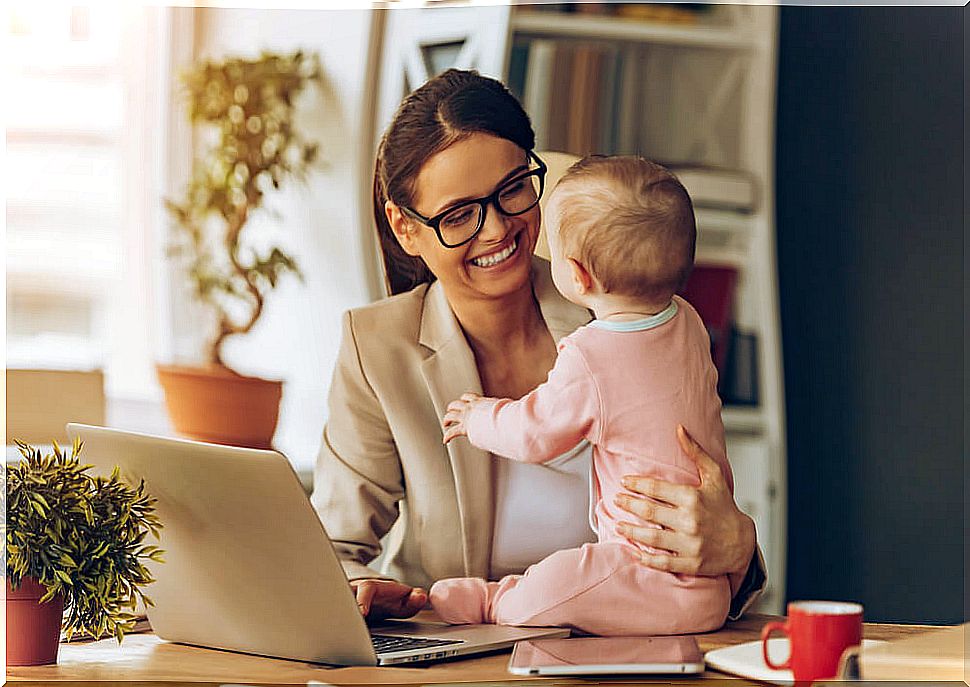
[{"xmin": 678, "ymin": 265, "xmax": 738, "ymax": 376}]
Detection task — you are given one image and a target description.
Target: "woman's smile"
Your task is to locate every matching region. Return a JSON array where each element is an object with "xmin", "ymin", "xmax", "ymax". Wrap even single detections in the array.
[{"xmin": 467, "ymin": 228, "xmax": 526, "ymax": 270}]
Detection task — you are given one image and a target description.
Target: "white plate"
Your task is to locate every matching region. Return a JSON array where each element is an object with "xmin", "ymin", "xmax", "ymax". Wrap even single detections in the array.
[{"xmin": 705, "ymin": 638, "xmax": 885, "ymax": 685}]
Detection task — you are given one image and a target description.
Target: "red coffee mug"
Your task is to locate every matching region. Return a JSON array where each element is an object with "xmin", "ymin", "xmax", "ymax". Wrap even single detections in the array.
[{"xmin": 761, "ymin": 601, "xmax": 863, "ymax": 682}]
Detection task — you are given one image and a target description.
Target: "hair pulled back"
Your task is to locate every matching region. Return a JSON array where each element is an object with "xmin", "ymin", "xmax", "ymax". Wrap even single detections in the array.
[{"xmin": 373, "ymin": 69, "xmax": 535, "ymax": 295}]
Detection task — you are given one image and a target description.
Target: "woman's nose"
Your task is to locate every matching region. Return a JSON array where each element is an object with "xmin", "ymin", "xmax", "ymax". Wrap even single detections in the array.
[{"xmin": 477, "ymin": 201, "xmax": 512, "ymax": 243}]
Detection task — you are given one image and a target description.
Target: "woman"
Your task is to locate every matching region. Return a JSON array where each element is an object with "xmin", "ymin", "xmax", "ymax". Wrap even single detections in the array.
[{"xmin": 311, "ymin": 69, "xmax": 765, "ymax": 623}]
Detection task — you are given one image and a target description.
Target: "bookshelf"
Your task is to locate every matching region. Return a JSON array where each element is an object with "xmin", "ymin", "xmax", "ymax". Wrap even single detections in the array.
[
  {"xmin": 505, "ymin": 4, "xmax": 786, "ymax": 614},
  {"xmin": 512, "ymin": 9, "xmax": 758, "ymax": 50},
  {"xmin": 370, "ymin": 2, "xmax": 785, "ymax": 613}
]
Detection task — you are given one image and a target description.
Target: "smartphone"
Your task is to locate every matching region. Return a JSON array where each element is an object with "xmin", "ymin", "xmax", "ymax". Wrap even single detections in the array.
[{"xmin": 508, "ymin": 636, "xmax": 705, "ymax": 676}]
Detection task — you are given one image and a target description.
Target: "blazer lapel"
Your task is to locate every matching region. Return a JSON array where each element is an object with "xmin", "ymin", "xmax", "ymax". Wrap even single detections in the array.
[{"xmin": 419, "ymin": 281, "xmax": 494, "ymax": 578}]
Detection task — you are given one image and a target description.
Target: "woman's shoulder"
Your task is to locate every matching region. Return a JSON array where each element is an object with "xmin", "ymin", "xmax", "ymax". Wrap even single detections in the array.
[{"xmin": 344, "ymin": 281, "xmax": 431, "ymax": 342}]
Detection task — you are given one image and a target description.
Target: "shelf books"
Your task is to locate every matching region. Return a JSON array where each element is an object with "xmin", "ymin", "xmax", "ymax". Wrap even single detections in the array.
[
  {"xmin": 521, "ymin": 39, "xmax": 555, "ymax": 150},
  {"xmin": 516, "ymin": 38, "xmax": 633, "ymax": 157},
  {"xmin": 678, "ymin": 265, "xmax": 759, "ymax": 404},
  {"xmin": 667, "ymin": 165, "xmax": 758, "ymax": 212},
  {"xmin": 527, "ymin": 3, "xmax": 713, "ymax": 24},
  {"xmin": 721, "ymin": 327, "xmax": 759, "ymax": 405},
  {"xmin": 678, "ymin": 264, "xmax": 737, "ymax": 377},
  {"xmin": 515, "ymin": 37, "xmax": 756, "ymax": 189}
]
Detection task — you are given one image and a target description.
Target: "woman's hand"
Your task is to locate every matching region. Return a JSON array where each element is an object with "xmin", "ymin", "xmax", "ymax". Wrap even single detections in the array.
[
  {"xmin": 442, "ymin": 392, "xmax": 483, "ymax": 444},
  {"xmin": 615, "ymin": 425, "xmax": 756, "ymax": 577},
  {"xmin": 351, "ymin": 579, "xmax": 428, "ymax": 621}
]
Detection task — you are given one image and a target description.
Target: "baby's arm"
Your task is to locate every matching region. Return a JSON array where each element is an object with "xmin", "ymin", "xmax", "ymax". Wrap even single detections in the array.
[{"xmin": 442, "ymin": 342, "xmax": 600, "ymax": 463}]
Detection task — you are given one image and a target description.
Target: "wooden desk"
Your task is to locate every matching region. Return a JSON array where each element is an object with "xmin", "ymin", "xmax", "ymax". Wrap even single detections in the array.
[{"xmin": 7, "ymin": 614, "xmax": 935, "ymax": 685}]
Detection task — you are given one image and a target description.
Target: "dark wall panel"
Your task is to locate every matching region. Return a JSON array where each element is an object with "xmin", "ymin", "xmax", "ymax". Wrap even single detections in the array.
[{"xmin": 776, "ymin": 7, "xmax": 964, "ymax": 624}]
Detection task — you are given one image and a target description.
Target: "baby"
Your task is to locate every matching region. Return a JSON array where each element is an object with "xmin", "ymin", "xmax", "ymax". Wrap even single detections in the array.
[{"xmin": 431, "ymin": 155, "xmax": 734, "ymax": 636}]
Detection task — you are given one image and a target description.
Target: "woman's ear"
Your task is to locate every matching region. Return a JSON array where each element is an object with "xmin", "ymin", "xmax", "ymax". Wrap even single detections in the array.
[
  {"xmin": 385, "ymin": 201, "xmax": 421, "ymax": 257},
  {"xmin": 567, "ymin": 257, "xmax": 595, "ymax": 295}
]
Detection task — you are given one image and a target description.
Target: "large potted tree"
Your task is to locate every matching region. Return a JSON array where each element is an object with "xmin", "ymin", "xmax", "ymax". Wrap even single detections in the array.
[
  {"xmin": 159, "ymin": 50, "xmax": 321, "ymax": 449},
  {"xmin": 5, "ymin": 439, "xmax": 163, "ymax": 665}
]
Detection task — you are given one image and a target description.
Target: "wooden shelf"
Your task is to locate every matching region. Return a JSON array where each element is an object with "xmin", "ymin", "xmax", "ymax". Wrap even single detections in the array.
[
  {"xmin": 511, "ymin": 11, "xmax": 756, "ymax": 51},
  {"xmin": 693, "ymin": 209, "xmax": 753, "ymax": 266},
  {"xmin": 722, "ymin": 405, "xmax": 765, "ymax": 434}
]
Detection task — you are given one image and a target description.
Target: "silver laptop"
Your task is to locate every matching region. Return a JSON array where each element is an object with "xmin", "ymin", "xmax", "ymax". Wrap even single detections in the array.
[{"xmin": 65, "ymin": 424, "xmax": 568, "ymax": 666}]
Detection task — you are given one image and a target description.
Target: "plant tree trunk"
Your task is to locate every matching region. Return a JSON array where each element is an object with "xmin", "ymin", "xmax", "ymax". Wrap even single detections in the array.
[{"xmin": 208, "ymin": 199, "xmax": 264, "ymax": 368}]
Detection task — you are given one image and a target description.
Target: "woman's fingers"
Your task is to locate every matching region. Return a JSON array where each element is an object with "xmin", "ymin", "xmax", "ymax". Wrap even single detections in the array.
[
  {"xmin": 353, "ymin": 580, "xmax": 426, "ymax": 621},
  {"xmin": 620, "ymin": 474, "xmax": 693, "ymax": 508},
  {"xmin": 616, "ymin": 522, "xmax": 675, "ymax": 553},
  {"xmin": 460, "ymin": 392, "xmax": 480, "ymax": 402},
  {"xmin": 677, "ymin": 424, "xmax": 724, "ymax": 487},
  {"xmin": 446, "ymin": 400, "xmax": 467, "ymax": 413},
  {"xmin": 353, "ymin": 580, "xmax": 378, "ymax": 617},
  {"xmin": 638, "ymin": 551, "xmax": 700, "ymax": 575},
  {"xmin": 380, "ymin": 585, "xmax": 425, "ymax": 619},
  {"xmin": 617, "ymin": 522, "xmax": 694, "ymax": 556},
  {"xmin": 407, "ymin": 587, "xmax": 429, "ymax": 612},
  {"xmin": 614, "ymin": 493, "xmax": 683, "ymax": 530},
  {"xmin": 617, "ymin": 523, "xmax": 705, "ymax": 574}
]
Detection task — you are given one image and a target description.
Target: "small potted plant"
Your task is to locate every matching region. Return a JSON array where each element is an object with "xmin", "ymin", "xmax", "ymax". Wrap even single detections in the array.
[
  {"xmin": 159, "ymin": 49, "xmax": 321, "ymax": 449},
  {"xmin": 4, "ymin": 439, "xmax": 163, "ymax": 665}
]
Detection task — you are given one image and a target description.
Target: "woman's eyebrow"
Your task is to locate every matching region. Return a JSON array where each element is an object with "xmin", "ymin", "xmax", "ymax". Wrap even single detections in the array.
[{"xmin": 431, "ymin": 163, "xmax": 530, "ymax": 215}]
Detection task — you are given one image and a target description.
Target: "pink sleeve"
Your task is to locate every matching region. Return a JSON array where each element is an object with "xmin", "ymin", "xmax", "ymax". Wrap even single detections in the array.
[{"xmin": 464, "ymin": 342, "xmax": 600, "ymax": 463}]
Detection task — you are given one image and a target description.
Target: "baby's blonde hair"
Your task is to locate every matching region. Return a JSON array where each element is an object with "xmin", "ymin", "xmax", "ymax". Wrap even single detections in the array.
[{"xmin": 551, "ymin": 156, "xmax": 696, "ymax": 304}]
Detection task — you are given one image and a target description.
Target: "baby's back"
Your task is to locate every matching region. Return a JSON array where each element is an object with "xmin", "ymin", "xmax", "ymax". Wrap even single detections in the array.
[{"xmin": 569, "ymin": 296, "xmax": 730, "ymax": 545}]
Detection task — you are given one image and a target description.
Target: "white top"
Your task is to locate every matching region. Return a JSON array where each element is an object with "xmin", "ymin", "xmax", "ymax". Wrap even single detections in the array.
[{"xmin": 489, "ymin": 440, "xmax": 597, "ymax": 579}]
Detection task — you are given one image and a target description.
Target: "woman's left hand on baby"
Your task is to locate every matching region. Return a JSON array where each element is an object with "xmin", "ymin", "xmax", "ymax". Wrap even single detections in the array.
[
  {"xmin": 442, "ymin": 392, "xmax": 482, "ymax": 443},
  {"xmin": 615, "ymin": 424, "xmax": 756, "ymax": 576}
]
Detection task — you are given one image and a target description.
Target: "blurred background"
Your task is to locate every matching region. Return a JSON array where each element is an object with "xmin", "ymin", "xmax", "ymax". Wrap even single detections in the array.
[{"xmin": 4, "ymin": 1, "xmax": 964, "ymax": 624}]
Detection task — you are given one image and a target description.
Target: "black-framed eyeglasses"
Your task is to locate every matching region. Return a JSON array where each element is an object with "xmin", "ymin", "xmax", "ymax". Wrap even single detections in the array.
[{"xmin": 402, "ymin": 151, "xmax": 548, "ymax": 248}]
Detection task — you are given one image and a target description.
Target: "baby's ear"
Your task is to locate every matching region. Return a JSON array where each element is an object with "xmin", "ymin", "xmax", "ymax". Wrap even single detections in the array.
[
  {"xmin": 567, "ymin": 257, "xmax": 595, "ymax": 295},
  {"xmin": 385, "ymin": 201, "xmax": 421, "ymax": 256}
]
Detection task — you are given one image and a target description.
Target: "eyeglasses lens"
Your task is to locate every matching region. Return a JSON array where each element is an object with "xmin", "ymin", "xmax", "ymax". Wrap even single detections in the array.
[
  {"xmin": 438, "ymin": 173, "xmax": 542, "ymax": 247},
  {"xmin": 439, "ymin": 205, "xmax": 483, "ymax": 246}
]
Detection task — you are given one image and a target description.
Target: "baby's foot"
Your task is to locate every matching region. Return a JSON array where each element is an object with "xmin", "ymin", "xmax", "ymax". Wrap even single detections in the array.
[{"xmin": 429, "ymin": 577, "xmax": 490, "ymax": 624}]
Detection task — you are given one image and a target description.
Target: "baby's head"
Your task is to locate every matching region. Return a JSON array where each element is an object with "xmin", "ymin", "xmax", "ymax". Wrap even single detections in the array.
[{"xmin": 545, "ymin": 156, "xmax": 696, "ymax": 312}]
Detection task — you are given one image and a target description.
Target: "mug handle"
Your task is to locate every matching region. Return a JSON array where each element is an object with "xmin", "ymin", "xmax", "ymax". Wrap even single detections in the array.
[{"xmin": 761, "ymin": 621, "xmax": 791, "ymax": 670}]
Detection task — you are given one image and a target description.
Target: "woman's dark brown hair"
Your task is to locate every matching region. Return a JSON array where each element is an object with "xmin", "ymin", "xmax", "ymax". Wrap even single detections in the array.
[{"xmin": 373, "ymin": 69, "xmax": 535, "ymax": 295}]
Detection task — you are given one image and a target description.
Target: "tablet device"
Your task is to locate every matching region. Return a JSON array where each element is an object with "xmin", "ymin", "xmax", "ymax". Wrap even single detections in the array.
[{"xmin": 508, "ymin": 636, "xmax": 705, "ymax": 676}]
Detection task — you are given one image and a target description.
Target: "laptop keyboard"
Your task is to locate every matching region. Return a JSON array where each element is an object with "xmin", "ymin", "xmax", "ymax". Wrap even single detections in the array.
[{"xmin": 370, "ymin": 633, "xmax": 464, "ymax": 655}]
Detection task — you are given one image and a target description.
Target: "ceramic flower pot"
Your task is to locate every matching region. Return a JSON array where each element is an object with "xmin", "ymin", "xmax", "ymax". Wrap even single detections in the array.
[
  {"xmin": 156, "ymin": 364, "xmax": 283, "ymax": 449},
  {"xmin": 6, "ymin": 576, "xmax": 64, "ymax": 666}
]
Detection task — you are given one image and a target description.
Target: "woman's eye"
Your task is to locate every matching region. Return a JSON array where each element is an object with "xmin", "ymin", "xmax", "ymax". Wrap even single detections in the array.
[
  {"xmin": 443, "ymin": 207, "xmax": 475, "ymax": 227},
  {"xmin": 500, "ymin": 180, "xmax": 525, "ymax": 200}
]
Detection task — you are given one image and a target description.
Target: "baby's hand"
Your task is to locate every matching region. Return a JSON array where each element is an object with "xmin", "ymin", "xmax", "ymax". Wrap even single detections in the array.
[{"xmin": 442, "ymin": 393, "xmax": 482, "ymax": 444}]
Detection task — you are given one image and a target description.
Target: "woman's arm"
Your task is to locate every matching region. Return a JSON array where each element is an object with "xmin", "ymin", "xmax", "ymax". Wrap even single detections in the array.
[
  {"xmin": 311, "ymin": 311, "xmax": 425, "ymax": 618},
  {"xmin": 614, "ymin": 425, "xmax": 767, "ymax": 617}
]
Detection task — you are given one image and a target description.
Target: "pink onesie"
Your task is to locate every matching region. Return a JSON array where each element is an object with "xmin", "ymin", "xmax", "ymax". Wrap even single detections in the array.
[{"xmin": 430, "ymin": 296, "xmax": 733, "ymax": 636}]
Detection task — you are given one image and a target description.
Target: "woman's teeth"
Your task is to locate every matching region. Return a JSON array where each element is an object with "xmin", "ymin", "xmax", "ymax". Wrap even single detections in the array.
[{"xmin": 471, "ymin": 239, "xmax": 517, "ymax": 268}]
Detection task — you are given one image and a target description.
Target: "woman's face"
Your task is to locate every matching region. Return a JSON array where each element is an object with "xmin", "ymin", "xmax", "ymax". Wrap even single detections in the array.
[{"xmin": 387, "ymin": 133, "xmax": 540, "ymax": 302}]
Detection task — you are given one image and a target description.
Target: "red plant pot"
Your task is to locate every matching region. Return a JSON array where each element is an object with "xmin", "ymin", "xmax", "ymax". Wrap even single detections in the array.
[
  {"xmin": 6, "ymin": 576, "xmax": 64, "ymax": 666},
  {"xmin": 156, "ymin": 363, "xmax": 283, "ymax": 450}
]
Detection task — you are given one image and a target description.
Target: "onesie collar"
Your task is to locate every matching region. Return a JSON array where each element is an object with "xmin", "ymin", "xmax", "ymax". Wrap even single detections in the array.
[{"xmin": 587, "ymin": 299, "xmax": 679, "ymax": 332}]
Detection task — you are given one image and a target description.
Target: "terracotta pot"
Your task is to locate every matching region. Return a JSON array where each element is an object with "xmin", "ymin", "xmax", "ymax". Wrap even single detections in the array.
[
  {"xmin": 6, "ymin": 576, "xmax": 64, "ymax": 666},
  {"xmin": 156, "ymin": 364, "xmax": 282, "ymax": 449}
]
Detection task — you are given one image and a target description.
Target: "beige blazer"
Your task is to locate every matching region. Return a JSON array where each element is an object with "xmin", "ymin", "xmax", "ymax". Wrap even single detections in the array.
[
  {"xmin": 311, "ymin": 256, "xmax": 766, "ymax": 616},
  {"xmin": 311, "ymin": 256, "xmax": 590, "ymax": 588}
]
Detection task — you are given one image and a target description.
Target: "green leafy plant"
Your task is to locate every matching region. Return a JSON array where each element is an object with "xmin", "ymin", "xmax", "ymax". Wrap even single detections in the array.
[
  {"xmin": 4, "ymin": 439, "xmax": 164, "ymax": 641},
  {"xmin": 165, "ymin": 50, "xmax": 322, "ymax": 368}
]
